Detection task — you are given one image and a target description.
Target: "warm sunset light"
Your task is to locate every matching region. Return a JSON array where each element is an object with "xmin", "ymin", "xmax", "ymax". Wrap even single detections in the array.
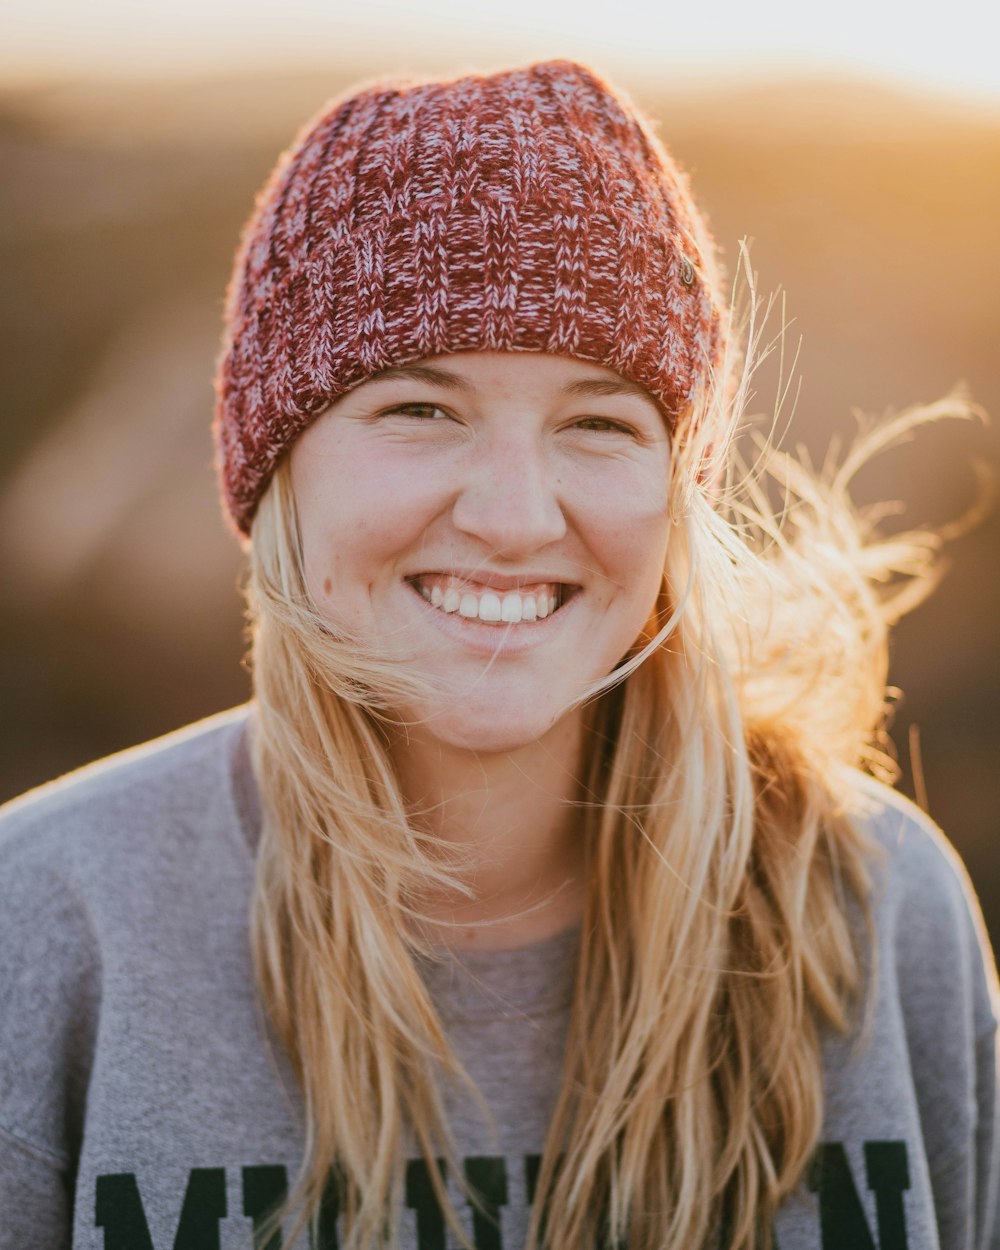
[
  {"xmin": 2, "ymin": 26, "xmax": 999, "ymax": 1247},
  {"xmin": 4, "ymin": 0, "xmax": 1000, "ymax": 102},
  {"xmin": 1, "ymin": 0, "xmax": 998, "ymax": 973}
]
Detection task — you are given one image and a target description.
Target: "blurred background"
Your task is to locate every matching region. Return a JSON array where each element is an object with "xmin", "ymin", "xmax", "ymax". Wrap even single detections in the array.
[{"xmin": 1, "ymin": 1, "xmax": 997, "ymax": 941}]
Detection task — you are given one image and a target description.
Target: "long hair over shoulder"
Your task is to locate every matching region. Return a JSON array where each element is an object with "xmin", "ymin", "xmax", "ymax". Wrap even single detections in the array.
[{"xmin": 243, "ymin": 253, "xmax": 983, "ymax": 1250}]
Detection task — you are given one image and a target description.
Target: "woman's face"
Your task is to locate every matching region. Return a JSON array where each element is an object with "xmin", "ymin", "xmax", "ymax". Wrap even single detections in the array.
[{"xmin": 290, "ymin": 351, "xmax": 672, "ymax": 754}]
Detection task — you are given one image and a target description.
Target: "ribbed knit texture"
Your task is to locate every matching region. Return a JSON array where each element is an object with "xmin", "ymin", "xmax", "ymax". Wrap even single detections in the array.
[{"xmin": 213, "ymin": 59, "xmax": 728, "ymax": 536}]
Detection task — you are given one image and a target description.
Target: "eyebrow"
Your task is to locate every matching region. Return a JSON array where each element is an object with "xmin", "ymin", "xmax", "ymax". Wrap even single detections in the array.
[
  {"xmin": 562, "ymin": 377, "xmax": 656, "ymax": 403},
  {"xmin": 366, "ymin": 365, "xmax": 474, "ymax": 391},
  {"xmin": 367, "ymin": 364, "xmax": 657, "ymax": 405}
]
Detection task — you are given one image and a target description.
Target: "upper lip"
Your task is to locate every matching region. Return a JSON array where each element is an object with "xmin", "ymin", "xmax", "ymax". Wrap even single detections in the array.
[{"xmin": 406, "ymin": 570, "xmax": 580, "ymax": 592}]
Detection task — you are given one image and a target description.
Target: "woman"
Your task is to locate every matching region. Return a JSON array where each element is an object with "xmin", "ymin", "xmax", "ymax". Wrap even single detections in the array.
[{"xmin": 0, "ymin": 59, "xmax": 996, "ymax": 1250}]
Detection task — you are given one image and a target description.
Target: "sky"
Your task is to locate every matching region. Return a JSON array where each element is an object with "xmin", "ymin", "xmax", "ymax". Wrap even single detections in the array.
[{"xmin": 3, "ymin": 0, "xmax": 999, "ymax": 103}]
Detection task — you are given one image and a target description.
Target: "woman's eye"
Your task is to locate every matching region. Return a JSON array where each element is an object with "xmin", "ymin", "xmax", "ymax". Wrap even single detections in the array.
[
  {"xmin": 382, "ymin": 402, "xmax": 449, "ymax": 421},
  {"xmin": 573, "ymin": 416, "xmax": 636, "ymax": 436}
]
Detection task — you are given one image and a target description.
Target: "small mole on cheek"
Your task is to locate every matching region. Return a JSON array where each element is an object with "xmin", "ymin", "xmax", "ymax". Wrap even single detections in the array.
[{"xmin": 323, "ymin": 578, "xmax": 333, "ymax": 596}]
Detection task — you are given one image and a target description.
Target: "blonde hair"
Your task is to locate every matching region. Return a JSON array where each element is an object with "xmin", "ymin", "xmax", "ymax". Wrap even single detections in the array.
[{"xmin": 244, "ymin": 261, "xmax": 981, "ymax": 1250}]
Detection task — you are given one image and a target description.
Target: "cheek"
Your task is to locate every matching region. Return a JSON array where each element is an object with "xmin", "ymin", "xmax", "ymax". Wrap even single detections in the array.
[
  {"xmin": 293, "ymin": 461, "xmax": 448, "ymax": 622},
  {"xmin": 576, "ymin": 464, "xmax": 671, "ymax": 591},
  {"xmin": 301, "ymin": 503, "xmax": 396, "ymax": 603},
  {"xmin": 618, "ymin": 532, "xmax": 670, "ymax": 629}
]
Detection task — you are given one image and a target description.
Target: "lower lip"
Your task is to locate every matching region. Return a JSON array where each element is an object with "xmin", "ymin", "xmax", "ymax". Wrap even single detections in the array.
[{"xmin": 404, "ymin": 582, "xmax": 577, "ymax": 654}]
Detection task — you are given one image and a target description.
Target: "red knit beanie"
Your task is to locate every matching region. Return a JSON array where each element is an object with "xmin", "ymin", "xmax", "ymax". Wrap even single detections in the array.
[{"xmin": 213, "ymin": 58, "xmax": 728, "ymax": 537}]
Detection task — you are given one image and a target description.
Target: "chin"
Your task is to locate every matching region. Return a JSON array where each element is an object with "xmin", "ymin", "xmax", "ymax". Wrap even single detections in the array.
[{"xmin": 400, "ymin": 699, "xmax": 572, "ymax": 757}]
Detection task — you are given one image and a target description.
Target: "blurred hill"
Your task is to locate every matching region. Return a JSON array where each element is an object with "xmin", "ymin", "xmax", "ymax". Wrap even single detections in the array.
[{"xmin": 1, "ymin": 69, "xmax": 997, "ymax": 937}]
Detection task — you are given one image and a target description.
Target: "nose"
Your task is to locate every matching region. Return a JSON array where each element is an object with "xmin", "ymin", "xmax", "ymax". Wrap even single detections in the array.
[{"xmin": 450, "ymin": 433, "xmax": 567, "ymax": 557}]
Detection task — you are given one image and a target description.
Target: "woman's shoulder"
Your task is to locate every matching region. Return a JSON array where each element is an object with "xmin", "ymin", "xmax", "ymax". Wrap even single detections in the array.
[
  {"xmin": 0, "ymin": 703, "xmax": 254, "ymax": 878},
  {"xmin": 842, "ymin": 769, "xmax": 983, "ymax": 911},
  {"xmin": 841, "ymin": 769, "xmax": 998, "ymax": 1034},
  {"xmin": 0, "ymin": 706, "xmax": 258, "ymax": 1172}
]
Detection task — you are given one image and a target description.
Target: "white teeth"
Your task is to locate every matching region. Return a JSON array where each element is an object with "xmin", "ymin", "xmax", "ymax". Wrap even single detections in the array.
[
  {"xmin": 415, "ymin": 578, "xmax": 567, "ymax": 623},
  {"xmin": 479, "ymin": 592, "xmax": 502, "ymax": 622},
  {"xmin": 501, "ymin": 593, "xmax": 522, "ymax": 623}
]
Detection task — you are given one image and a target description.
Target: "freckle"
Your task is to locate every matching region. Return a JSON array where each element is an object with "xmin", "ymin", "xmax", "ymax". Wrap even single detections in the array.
[{"xmin": 323, "ymin": 578, "xmax": 333, "ymax": 596}]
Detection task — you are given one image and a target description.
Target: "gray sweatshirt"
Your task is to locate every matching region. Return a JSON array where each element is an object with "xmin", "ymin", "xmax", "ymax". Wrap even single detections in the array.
[{"xmin": 0, "ymin": 705, "xmax": 996, "ymax": 1250}]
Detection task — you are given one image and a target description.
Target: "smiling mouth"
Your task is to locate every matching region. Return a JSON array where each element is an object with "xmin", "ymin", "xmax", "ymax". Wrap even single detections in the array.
[{"xmin": 406, "ymin": 574, "xmax": 577, "ymax": 624}]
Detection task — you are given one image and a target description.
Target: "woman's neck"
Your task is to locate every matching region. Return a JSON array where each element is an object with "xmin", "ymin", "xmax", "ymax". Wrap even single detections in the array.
[{"xmin": 389, "ymin": 714, "xmax": 587, "ymax": 951}]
